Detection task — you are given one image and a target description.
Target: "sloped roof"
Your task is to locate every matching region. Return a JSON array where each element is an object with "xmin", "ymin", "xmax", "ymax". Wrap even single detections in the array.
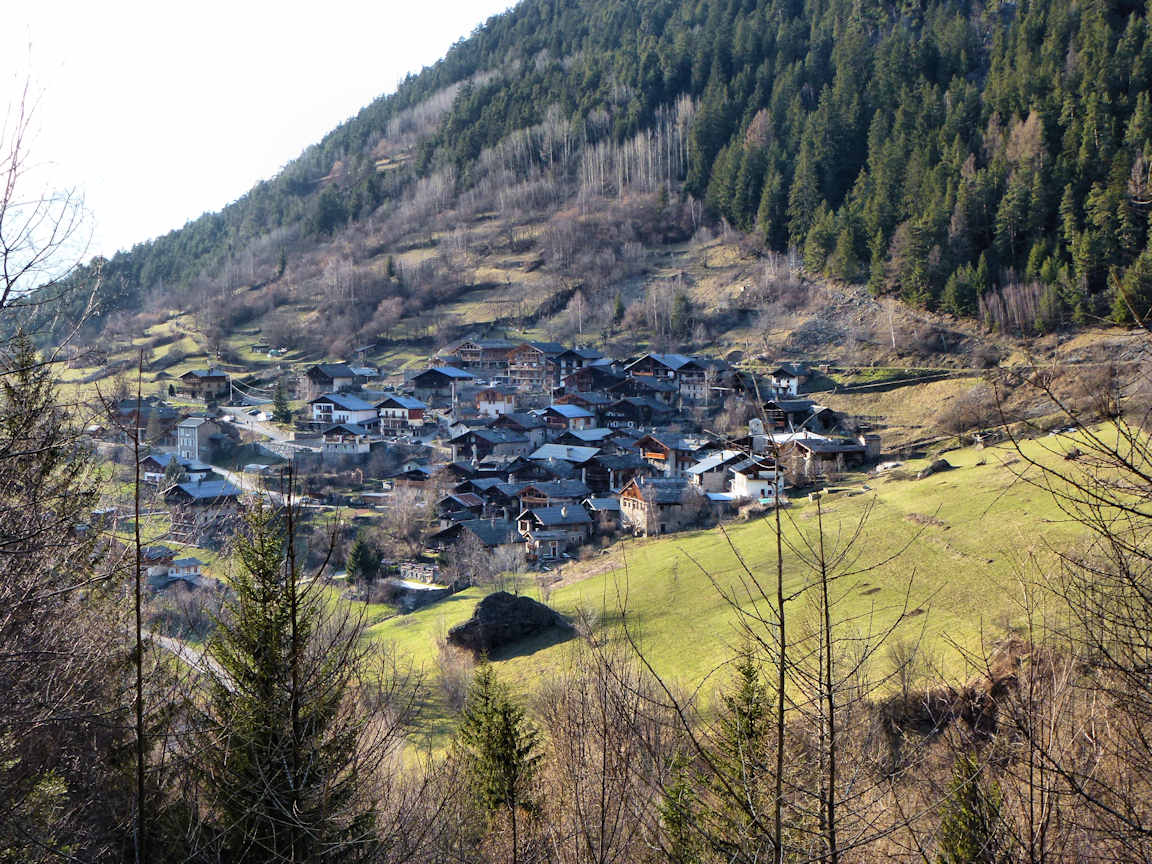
[
  {"xmin": 520, "ymin": 505, "xmax": 592, "ymax": 527},
  {"xmin": 181, "ymin": 367, "xmax": 229, "ymax": 379},
  {"xmin": 423, "ymin": 365, "xmax": 475, "ymax": 379},
  {"xmin": 626, "ymin": 352, "xmax": 701, "ymax": 372},
  {"xmin": 530, "ymin": 443, "xmax": 599, "ymax": 463},
  {"xmin": 685, "ymin": 449, "xmax": 746, "ymax": 475},
  {"xmin": 559, "ymin": 427, "xmax": 615, "ymax": 443},
  {"xmin": 547, "ymin": 403, "xmax": 595, "ymax": 419},
  {"xmin": 583, "ymin": 497, "xmax": 621, "ymax": 512},
  {"xmin": 376, "ymin": 393, "xmax": 426, "ymax": 410},
  {"xmin": 309, "ymin": 392, "xmax": 376, "ymax": 411},
  {"xmin": 309, "ymin": 363, "xmax": 357, "ymax": 379},
  {"xmin": 429, "ymin": 517, "xmax": 522, "ymax": 547},
  {"xmin": 491, "ymin": 411, "xmax": 545, "ymax": 429},
  {"xmin": 517, "ymin": 479, "xmax": 591, "ymax": 500},
  {"xmin": 451, "ymin": 428, "xmax": 529, "ymax": 446},
  {"xmin": 165, "ymin": 479, "xmax": 241, "ymax": 500},
  {"xmin": 323, "ymin": 422, "xmax": 370, "ymax": 436}
]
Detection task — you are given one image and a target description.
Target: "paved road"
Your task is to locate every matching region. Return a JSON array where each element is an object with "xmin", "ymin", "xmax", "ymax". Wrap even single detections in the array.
[
  {"xmin": 220, "ymin": 406, "xmax": 293, "ymax": 443},
  {"xmin": 145, "ymin": 631, "xmax": 231, "ymax": 689}
]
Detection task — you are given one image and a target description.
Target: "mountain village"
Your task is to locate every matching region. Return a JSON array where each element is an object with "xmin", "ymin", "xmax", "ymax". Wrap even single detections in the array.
[{"xmin": 95, "ymin": 336, "xmax": 882, "ymax": 600}]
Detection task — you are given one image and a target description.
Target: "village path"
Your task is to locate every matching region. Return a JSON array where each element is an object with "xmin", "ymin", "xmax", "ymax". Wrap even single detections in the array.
[
  {"xmin": 220, "ymin": 406, "xmax": 293, "ymax": 443},
  {"xmin": 145, "ymin": 631, "xmax": 231, "ymax": 689}
]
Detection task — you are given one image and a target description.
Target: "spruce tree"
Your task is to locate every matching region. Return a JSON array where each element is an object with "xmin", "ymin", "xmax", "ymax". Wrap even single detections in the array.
[
  {"xmin": 345, "ymin": 533, "xmax": 380, "ymax": 585},
  {"xmin": 936, "ymin": 753, "xmax": 1010, "ymax": 864},
  {"xmin": 456, "ymin": 662, "xmax": 540, "ymax": 864},
  {"xmin": 271, "ymin": 380, "xmax": 293, "ymax": 424},
  {"xmin": 702, "ymin": 644, "xmax": 774, "ymax": 863},
  {"xmin": 197, "ymin": 500, "xmax": 375, "ymax": 863}
]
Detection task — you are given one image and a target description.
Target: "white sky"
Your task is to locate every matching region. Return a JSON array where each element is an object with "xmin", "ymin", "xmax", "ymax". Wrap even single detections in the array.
[{"xmin": 2, "ymin": 0, "xmax": 516, "ymax": 259}]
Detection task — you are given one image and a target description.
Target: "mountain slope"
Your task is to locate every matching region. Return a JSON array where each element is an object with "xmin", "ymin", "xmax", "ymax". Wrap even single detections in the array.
[{"xmin": 30, "ymin": 0, "xmax": 1152, "ymax": 349}]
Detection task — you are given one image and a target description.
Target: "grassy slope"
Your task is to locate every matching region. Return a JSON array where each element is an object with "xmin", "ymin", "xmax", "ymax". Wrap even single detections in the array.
[{"xmin": 367, "ymin": 432, "xmax": 1084, "ymax": 700}]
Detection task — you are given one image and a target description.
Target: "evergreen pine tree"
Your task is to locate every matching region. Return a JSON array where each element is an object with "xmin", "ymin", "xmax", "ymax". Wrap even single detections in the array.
[
  {"xmin": 272, "ymin": 380, "xmax": 293, "ymax": 424},
  {"xmin": 936, "ymin": 753, "xmax": 1010, "ymax": 864},
  {"xmin": 345, "ymin": 533, "xmax": 379, "ymax": 585},
  {"xmin": 456, "ymin": 662, "xmax": 540, "ymax": 864},
  {"xmin": 197, "ymin": 500, "xmax": 376, "ymax": 863},
  {"xmin": 702, "ymin": 644, "xmax": 774, "ymax": 863}
]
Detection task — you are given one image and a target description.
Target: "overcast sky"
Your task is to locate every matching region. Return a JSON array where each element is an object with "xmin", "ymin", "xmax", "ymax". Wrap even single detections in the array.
[{"xmin": 2, "ymin": 0, "xmax": 516, "ymax": 259}]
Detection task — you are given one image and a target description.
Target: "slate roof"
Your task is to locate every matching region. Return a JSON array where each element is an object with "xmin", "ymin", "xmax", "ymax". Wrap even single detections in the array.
[
  {"xmin": 530, "ymin": 444, "xmax": 600, "ymax": 463},
  {"xmin": 583, "ymin": 497, "xmax": 621, "ymax": 512},
  {"xmin": 170, "ymin": 557, "xmax": 205, "ymax": 568},
  {"xmin": 323, "ymin": 422, "xmax": 370, "ymax": 436},
  {"xmin": 626, "ymin": 353, "xmax": 701, "ymax": 372},
  {"xmin": 685, "ymin": 450, "xmax": 746, "ymax": 475},
  {"xmin": 177, "ymin": 416, "xmax": 213, "ymax": 429},
  {"xmin": 451, "ymin": 428, "xmax": 529, "ymax": 446},
  {"xmin": 516, "ymin": 479, "xmax": 592, "ymax": 500},
  {"xmin": 547, "ymin": 403, "xmax": 595, "ymax": 419},
  {"xmin": 309, "ymin": 392, "xmax": 377, "ymax": 411},
  {"xmin": 431, "ymin": 518, "xmax": 522, "ymax": 547},
  {"xmin": 491, "ymin": 411, "xmax": 546, "ymax": 429},
  {"xmin": 181, "ymin": 367, "xmax": 229, "ymax": 379},
  {"xmin": 626, "ymin": 477, "xmax": 693, "ymax": 503},
  {"xmin": 420, "ymin": 366, "xmax": 475, "ymax": 380},
  {"xmin": 376, "ymin": 393, "xmax": 426, "ymax": 410},
  {"xmin": 559, "ymin": 428, "xmax": 615, "ymax": 443},
  {"xmin": 310, "ymin": 363, "xmax": 357, "ymax": 379},
  {"xmin": 590, "ymin": 452, "xmax": 648, "ymax": 470},
  {"xmin": 520, "ymin": 505, "xmax": 593, "ymax": 527},
  {"xmin": 765, "ymin": 399, "xmax": 817, "ymax": 413},
  {"xmin": 165, "ymin": 479, "xmax": 241, "ymax": 501}
]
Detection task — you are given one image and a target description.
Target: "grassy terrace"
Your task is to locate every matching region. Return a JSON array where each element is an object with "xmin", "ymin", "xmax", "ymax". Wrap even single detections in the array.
[{"xmin": 366, "ymin": 432, "xmax": 1086, "ymax": 702}]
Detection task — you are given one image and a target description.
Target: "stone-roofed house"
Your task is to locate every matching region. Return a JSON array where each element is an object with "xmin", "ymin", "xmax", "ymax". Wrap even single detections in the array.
[
  {"xmin": 411, "ymin": 366, "xmax": 475, "ymax": 401},
  {"xmin": 489, "ymin": 412, "xmax": 548, "ymax": 448},
  {"xmin": 139, "ymin": 453, "xmax": 213, "ymax": 485},
  {"xmin": 428, "ymin": 518, "xmax": 524, "ymax": 551},
  {"xmin": 543, "ymin": 403, "xmax": 595, "ymax": 433},
  {"xmin": 309, "ymin": 392, "xmax": 380, "ymax": 428},
  {"xmin": 584, "ymin": 452, "xmax": 651, "ymax": 493},
  {"xmin": 553, "ymin": 347, "xmax": 606, "ymax": 383},
  {"xmin": 685, "ymin": 449, "xmax": 748, "ymax": 493},
  {"xmin": 517, "ymin": 504, "xmax": 593, "ymax": 559},
  {"xmin": 529, "ymin": 443, "xmax": 600, "ymax": 466},
  {"xmin": 321, "ymin": 422, "xmax": 375, "ymax": 458},
  {"xmin": 619, "ymin": 476, "xmax": 705, "ymax": 536},
  {"xmin": 563, "ymin": 364, "xmax": 624, "ymax": 394},
  {"xmin": 450, "ymin": 427, "xmax": 531, "ymax": 462},
  {"xmin": 633, "ymin": 433, "xmax": 711, "ymax": 477},
  {"xmin": 302, "ymin": 363, "xmax": 359, "ymax": 400},
  {"xmin": 514, "ymin": 479, "xmax": 592, "ymax": 508},
  {"xmin": 176, "ymin": 368, "xmax": 231, "ymax": 401},
  {"xmin": 601, "ymin": 396, "xmax": 674, "ymax": 428},
  {"xmin": 376, "ymin": 393, "xmax": 427, "ymax": 430}
]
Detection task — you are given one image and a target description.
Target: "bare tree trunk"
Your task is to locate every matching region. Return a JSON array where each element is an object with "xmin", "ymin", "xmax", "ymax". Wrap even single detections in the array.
[{"xmin": 133, "ymin": 351, "xmax": 148, "ymax": 864}]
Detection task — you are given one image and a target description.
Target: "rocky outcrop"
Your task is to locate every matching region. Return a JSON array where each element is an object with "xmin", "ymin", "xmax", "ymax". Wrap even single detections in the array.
[
  {"xmin": 917, "ymin": 458, "xmax": 953, "ymax": 479},
  {"xmin": 447, "ymin": 591, "xmax": 571, "ymax": 656}
]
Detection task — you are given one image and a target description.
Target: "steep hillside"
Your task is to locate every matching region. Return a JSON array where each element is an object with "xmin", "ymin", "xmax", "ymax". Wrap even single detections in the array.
[{"xmin": 26, "ymin": 0, "xmax": 1152, "ymax": 355}]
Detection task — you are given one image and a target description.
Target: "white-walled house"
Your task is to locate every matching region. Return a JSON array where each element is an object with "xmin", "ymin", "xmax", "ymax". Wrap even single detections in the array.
[
  {"xmin": 729, "ymin": 457, "xmax": 786, "ymax": 502},
  {"xmin": 309, "ymin": 393, "xmax": 379, "ymax": 428}
]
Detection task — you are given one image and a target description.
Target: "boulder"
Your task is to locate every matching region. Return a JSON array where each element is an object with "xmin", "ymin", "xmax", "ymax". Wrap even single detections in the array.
[
  {"xmin": 917, "ymin": 458, "xmax": 953, "ymax": 480},
  {"xmin": 447, "ymin": 591, "xmax": 571, "ymax": 656}
]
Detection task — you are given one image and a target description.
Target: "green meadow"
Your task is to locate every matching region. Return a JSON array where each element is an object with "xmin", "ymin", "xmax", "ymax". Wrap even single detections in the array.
[{"xmin": 366, "ymin": 432, "xmax": 1086, "ymax": 699}]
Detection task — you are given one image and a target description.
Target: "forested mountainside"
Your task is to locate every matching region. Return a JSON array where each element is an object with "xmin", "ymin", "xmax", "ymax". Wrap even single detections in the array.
[{"xmin": 32, "ymin": 0, "xmax": 1152, "ymax": 344}]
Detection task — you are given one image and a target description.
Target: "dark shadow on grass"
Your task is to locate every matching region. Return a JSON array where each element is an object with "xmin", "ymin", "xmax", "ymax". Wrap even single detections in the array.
[{"xmin": 488, "ymin": 623, "xmax": 576, "ymax": 661}]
